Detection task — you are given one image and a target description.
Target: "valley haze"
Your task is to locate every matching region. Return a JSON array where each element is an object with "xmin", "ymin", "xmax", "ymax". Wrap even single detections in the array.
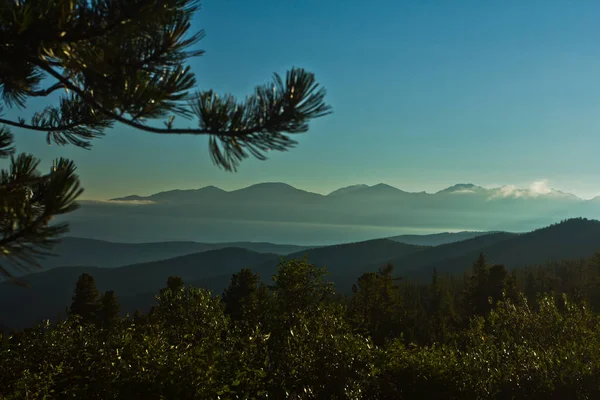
[{"xmin": 54, "ymin": 181, "xmax": 600, "ymax": 246}]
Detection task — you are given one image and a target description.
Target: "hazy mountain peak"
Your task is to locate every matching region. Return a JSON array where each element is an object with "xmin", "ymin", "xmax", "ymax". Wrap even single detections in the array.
[
  {"xmin": 200, "ymin": 185, "xmax": 226, "ymax": 192},
  {"xmin": 110, "ymin": 185, "xmax": 226, "ymax": 202},
  {"xmin": 110, "ymin": 194, "xmax": 146, "ymax": 201},
  {"xmin": 236, "ymin": 182, "xmax": 298, "ymax": 191},
  {"xmin": 369, "ymin": 183, "xmax": 405, "ymax": 193},
  {"xmin": 230, "ymin": 182, "xmax": 324, "ymax": 200},
  {"xmin": 327, "ymin": 184, "xmax": 370, "ymax": 196},
  {"xmin": 437, "ymin": 183, "xmax": 484, "ymax": 194}
]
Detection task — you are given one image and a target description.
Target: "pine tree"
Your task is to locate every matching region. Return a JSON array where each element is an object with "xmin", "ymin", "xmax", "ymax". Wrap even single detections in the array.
[
  {"xmin": 166, "ymin": 276, "xmax": 184, "ymax": 292},
  {"xmin": 0, "ymin": 0, "xmax": 332, "ymax": 279},
  {"xmin": 462, "ymin": 253, "xmax": 489, "ymax": 317},
  {"xmin": 70, "ymin": 273, "xmax": 100, "ymax": 323},
  {"xmin": 99, "ymin": 290, "xmax": 121, "ymax": 328},
  {"xmin": 427, "ymin": 268, "xmax": 456, "ymax": 342},
  {"xmin": 524, "ymin": 270, "xmax": 537, "ymax": 307},
  {"xmin": 223, "ymin": 268, "xmax": 262, "ymax": 324},
  {"xmin": 349, "ymin": 263, "xmax": 403, "ymax": 345}
]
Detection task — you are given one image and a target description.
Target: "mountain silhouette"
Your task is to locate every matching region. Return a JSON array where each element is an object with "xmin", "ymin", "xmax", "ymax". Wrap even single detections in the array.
[
  {"xmin": 85, "ymin": 183, "xmax": 597, "ymax": 247},
  {"xmin": 0, "ymin": 237, "xmax": 314, "ymax": 280},
  {"xmin": 402, "ymin": 217, "xmax": 600, "ymax": 279},
  {"xmin": 388, "ymin": 231, "xmax": 494, "ymax": 246},
  {"xmin": 4, "ymin": 219, "xmax": 600, "ymax": 330}
]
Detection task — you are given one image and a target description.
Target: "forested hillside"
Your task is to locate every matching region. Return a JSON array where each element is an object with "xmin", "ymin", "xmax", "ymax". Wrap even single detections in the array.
[
  {"xmin": 4, "ymin": 246, "xmax": 600, "ymax": 399},
  {"xmin": 4, "ymin": 219, "xmax": 600, "ymax": 330}
]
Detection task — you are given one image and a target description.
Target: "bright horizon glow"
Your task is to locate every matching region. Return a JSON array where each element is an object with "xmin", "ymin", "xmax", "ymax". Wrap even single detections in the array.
[{"xmin": 4, "ymin": 0, "xmax": 600, "ymax": 202}]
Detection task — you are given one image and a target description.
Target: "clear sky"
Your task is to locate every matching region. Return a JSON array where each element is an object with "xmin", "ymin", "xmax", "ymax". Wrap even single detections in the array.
[{"xmin": 6, "ymin": 0, "xmax": 600, "ymax": 199}]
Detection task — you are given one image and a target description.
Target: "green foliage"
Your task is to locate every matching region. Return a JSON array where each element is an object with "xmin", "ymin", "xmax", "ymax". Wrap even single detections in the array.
[
  {"xmin": 271, "ymin": 257, "xmax": 334, "ymax": 318},
  {"xmin": 462, "ymin": 254, "xmax": 520, "ymax": 319},
  {"xmin": 223, "ymin": 268, "xmax": 270, "ymax": 330},
  {"xmin": 349, "ymin": 263, "xmax": 404, "ymax": 345},
  {"xmin": 0, "ymin": 149, "xmax": 82, "ymax": 282},
  {"xmin": 6, "ymin": 253, "xmax": 600, "ymax": 398},
  {"xmin": 376, "ymin": 295, "xmax": 600, "ymax": 399}
]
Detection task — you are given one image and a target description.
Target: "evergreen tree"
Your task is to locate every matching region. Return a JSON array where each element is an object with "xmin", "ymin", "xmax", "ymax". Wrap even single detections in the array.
[
  {"xmin": 462, "ymin": 253, "xmax": 490, "ymax": 317},
  {"xmin": 223, "ymin": 268, "xmax": 269, "ymax": 328},
  {"xmin": 463, "ymin": 257, "xmax": 520, "ymax": 319},
  {"xmin": 69, "ymin": 273, "xmax": 100, "ymax": 323},
  {"xmin": 0, "ymin": 0, "xmax": 331, "ymax": 278},
  {"xmin": 98, "ymin": 290, "xmax": 120, "ymax": 328},
  {"xmin": 524, "ymin": 270, "xmax": 537, "ymax": 307},
  {"xmin": 349, "ymin": 263, "xmax": 403, "ymax": 345},
  {"xmin": 166, "ymin": 276, "xmax": 184, "ymax": 292},
  {"xmin": 272, "ymin": 257, "xmax": 334, "ymax": 316},
  {"xmin": 426, "ymin": 268, "xmax": 457, "ymax": 343}
]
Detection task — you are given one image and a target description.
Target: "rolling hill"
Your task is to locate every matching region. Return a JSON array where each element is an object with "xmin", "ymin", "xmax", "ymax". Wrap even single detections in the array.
[
  {"xmin": 1, "ymin": 237, "xmax": 314, "ymax": 278},
  {"xmin": 401, "ymin": 218, "xmax": 600, "ymax": 279},
  {"xmin": 388, "ymin": 231, "xmax": 494, "ymax": 246},
  {"xmin": 0, "ymin": 247, "xmax": 280, "ymax": 330},
  {"xmin": 4, "ymin": 219, "xmax": 600, "ymax": 331}
]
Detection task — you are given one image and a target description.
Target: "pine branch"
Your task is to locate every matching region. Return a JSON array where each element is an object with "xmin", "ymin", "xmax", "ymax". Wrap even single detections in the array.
[
  {"xmin": 0, "ymin": 0, "xmax": 333, "ymax": 279},
  {"xmin": 0, "ymin": 117, "xmax": 80, "ymax": 133},
  {"xmin": 36, "ymin": 62, "xmax": 332, "ymax": 170},
  {"xmin": 26, "ymin": 82, "xmax": 66, "ymax": 97},
  {"xmin": 2, "ymin": 0, "xmax": 332, "ymax": 171},
  {"xmin": 0, "ymin": 153, "xmax": 83, "ymax": 282},
  {"xmin": 0, "ymin": 126, "xmax": 15, "ymax": 158}
]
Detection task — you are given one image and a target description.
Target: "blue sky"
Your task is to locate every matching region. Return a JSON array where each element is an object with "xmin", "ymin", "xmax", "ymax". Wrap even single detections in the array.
[{"xmin": 6, "ymin": 0, "xmax": 600, "ymax": 199}]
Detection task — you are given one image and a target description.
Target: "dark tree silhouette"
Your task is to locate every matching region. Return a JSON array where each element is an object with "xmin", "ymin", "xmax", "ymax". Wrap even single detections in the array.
[
  {"xmin": 0, "ymin": 0, "xmax": 332, "ymax": 280},
  {"xmin": 99, "ymin": 290, "xmax": 120, "ymax": 328},
  {"xmin": 69, "ymin": 273, "xmax": 100, "ymax": 324},
  {"xmin": 166, "ymin": 276, "xmax": 185, "ymax": 292},
  {"xmin": 349, "ymin": 263, "xmax": 403, "ymax": 345},
  {"xmin": 223, "ymin": 268, "xmax": 262, "ymax": 322}
]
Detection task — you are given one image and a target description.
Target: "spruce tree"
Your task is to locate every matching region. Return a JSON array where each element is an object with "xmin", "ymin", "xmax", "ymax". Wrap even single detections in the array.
[
  {"xmin": 223, "ymin": 268, "xmax": 261, "ymax": 323},
  {"xmin": 524, "ymin": 270, "xmax": 537, "ymax": 307},
  {"xmin": 99, "ymin": 290, "xmax": 120, "ymax": 328},
  {"xmin": 70, "ymin": 273, "xmax": 100, "ymax": 323},
  {"xmin": 349, "ymin": 263, "xmax": 403, "ymax": 345},
  {"xmin": 0, "ymin": 0, "xmax": 332, "ymax": 280},
  {"xmin": 166, "ymin": 276, "xmax": 184, "ymax": 292}
]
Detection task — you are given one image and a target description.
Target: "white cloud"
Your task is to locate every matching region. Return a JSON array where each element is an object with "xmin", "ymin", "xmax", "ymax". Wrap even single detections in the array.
[
  {"xmin": 528, "ymin": 180, "xmax": 552, "ymax": 196},
  {"xmin": 488, "ymin": 179, "xmax": 555, "ymax": 199}
]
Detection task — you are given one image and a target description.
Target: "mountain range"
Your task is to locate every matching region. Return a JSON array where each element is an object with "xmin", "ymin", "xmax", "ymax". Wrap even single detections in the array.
[
  {"xmin": 53, "ymin": 182, "xmax": 600, "ymax": 245},
  {"xmin": 110, "ymin": 182, "xmax": 588, "ymax": 203},
  {"xmin": 3, "ymin": 218, "xmax": 600, "ymax": 330},
  {"xmin": 2, "ymin": 232, "xmax": 490, "ymax": 279}
]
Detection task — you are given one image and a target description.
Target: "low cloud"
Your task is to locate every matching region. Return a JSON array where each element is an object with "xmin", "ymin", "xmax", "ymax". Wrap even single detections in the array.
[
  {"xmin": 489, "ymin": 179, "xmax": 555, "ymax": 199},
  {"xmin": 529, "ymin": 180, "xmax": 552, "ymax": 196}
]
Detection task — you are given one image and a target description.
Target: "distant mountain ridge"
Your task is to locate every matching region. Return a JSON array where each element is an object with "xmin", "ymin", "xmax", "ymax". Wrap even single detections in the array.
[
  {"xmin": 388, "ymin": 231, "xmax": 496, "ymax": 246},
  {"xmin": 63, "ymin": 182, "xmax": 600, "ymax": 245},
  {"xmin": 110, "ymin": 182, "xmax": 586, "ymax": 203},
  {"xmin": 1, "ymin": 237, "xmax": 316, "ymax": 279},
  {"xmin": 4, "ymin": 219, "xmax": 600, "ymax": 330}
]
